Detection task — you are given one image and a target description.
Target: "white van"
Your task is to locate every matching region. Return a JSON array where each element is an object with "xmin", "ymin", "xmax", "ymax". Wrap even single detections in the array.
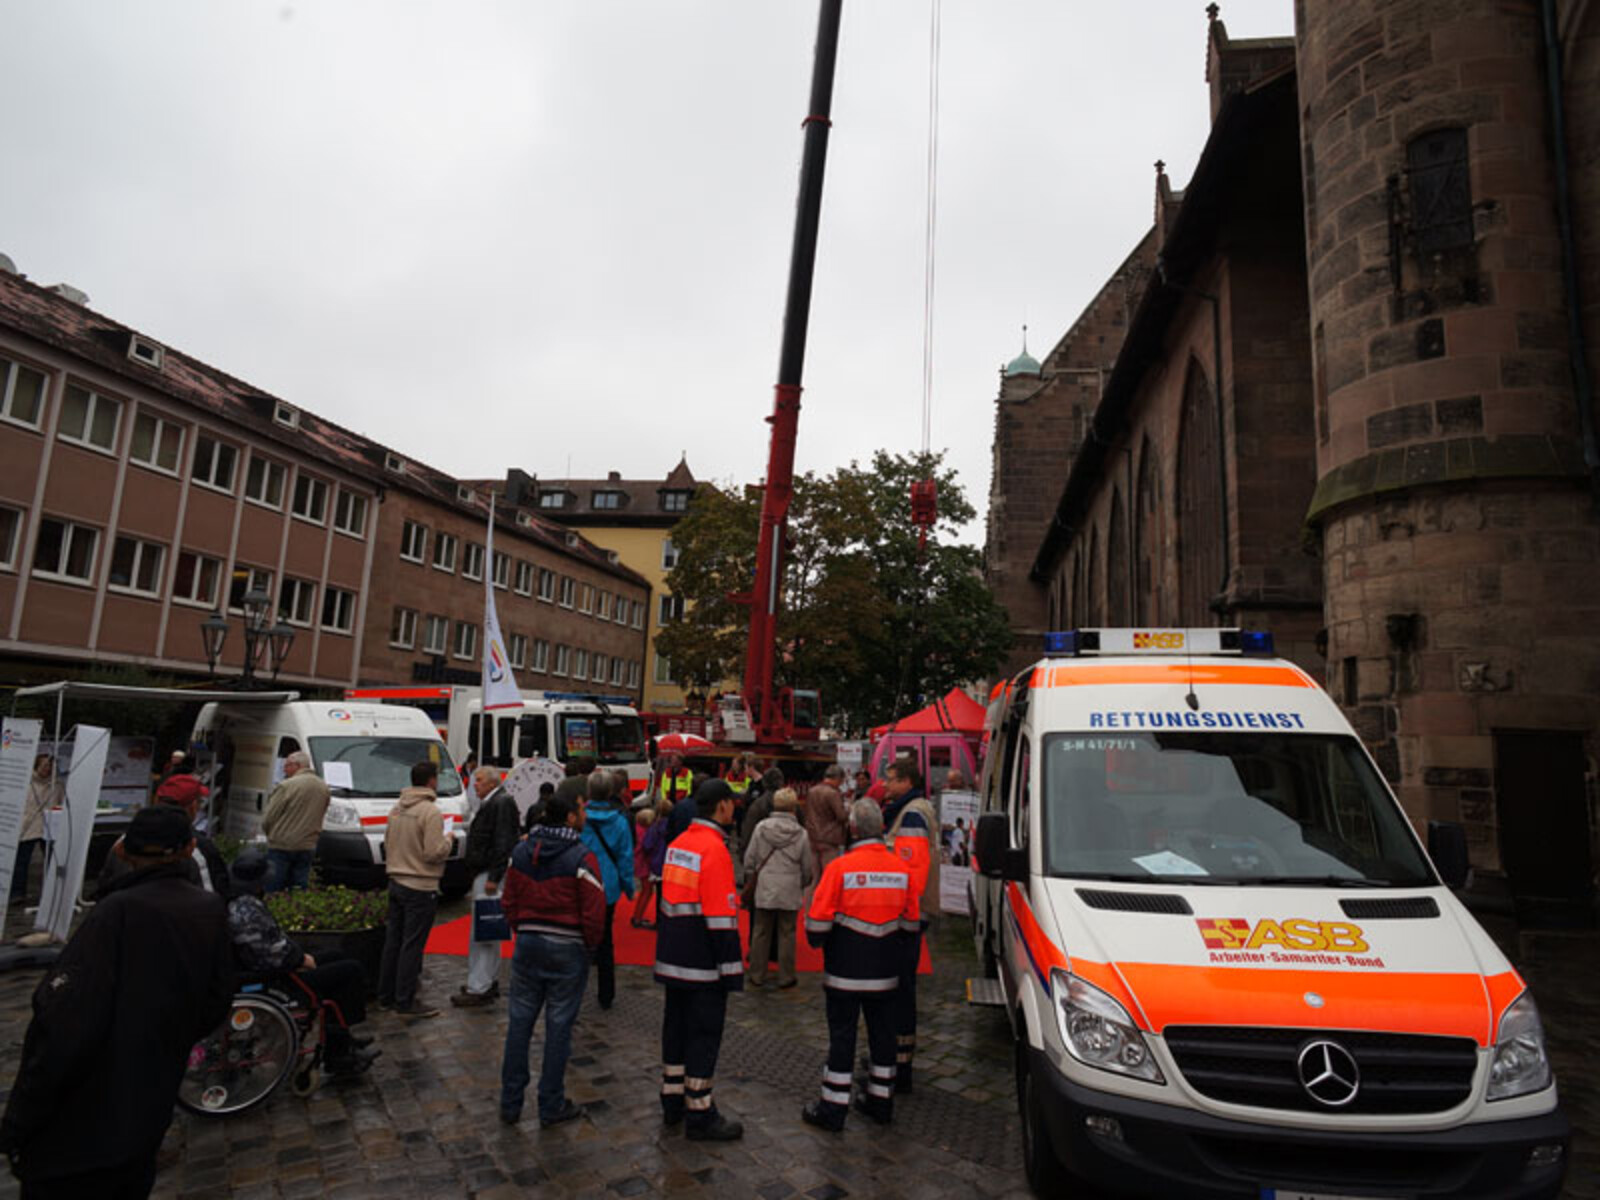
[
  {"xmin": 345, "ymin": 685, "xmax": 650, "ymax": 798},
  {"xmin": 191, "ymin": 699, "xmax": 470, "ymax": 892},
  {"xmin": 972, "ymin": 628, "xmax": 1569, "ymax": 1199}
]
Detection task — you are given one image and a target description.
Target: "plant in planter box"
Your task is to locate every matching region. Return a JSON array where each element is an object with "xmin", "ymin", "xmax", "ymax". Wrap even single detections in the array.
[{"xmin": 265, "ymin": 885, "xmax": 389, "ymax": 991}]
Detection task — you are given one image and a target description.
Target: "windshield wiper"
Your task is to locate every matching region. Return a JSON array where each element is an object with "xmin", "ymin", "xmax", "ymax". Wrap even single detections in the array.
[{"xmin": 1239, "ymin": 875, "xmax": 1398, "ymax": 888}]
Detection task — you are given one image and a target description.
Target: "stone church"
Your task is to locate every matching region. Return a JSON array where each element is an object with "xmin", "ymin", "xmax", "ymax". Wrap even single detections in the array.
[{"xmin": 984, "ymin": 1, "xmax": 1600, "ymax": 921}]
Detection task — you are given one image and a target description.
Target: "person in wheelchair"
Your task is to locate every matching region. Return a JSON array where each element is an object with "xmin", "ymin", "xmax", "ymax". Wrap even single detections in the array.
[{"xmin": 227, "ymin": 849, "xmax": 378, "ymax": 1078}]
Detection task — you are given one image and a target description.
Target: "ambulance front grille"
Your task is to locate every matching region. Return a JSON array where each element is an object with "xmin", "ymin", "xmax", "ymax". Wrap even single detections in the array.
[{"xmin": 1164, "ymin": 1026, "xmax": 1478, "ymax": 1114}]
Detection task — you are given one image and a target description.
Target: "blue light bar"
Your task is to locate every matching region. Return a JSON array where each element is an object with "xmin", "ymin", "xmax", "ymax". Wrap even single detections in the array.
[
  {"xmin": 1237, "ymin": 631, "xmax": 1275, "ymax": 655},
  {"xmin": 1043, "ymin": 631, "xmax": 1079, "ymax": 656}
]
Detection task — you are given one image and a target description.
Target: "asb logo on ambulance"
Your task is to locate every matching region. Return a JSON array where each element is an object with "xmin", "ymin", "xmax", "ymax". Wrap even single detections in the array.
[
  {"xmin": 1132, "ymin": 630, "xmax": 1185, "ymax": 650},
  {"xmin": 1195, "ymin": 916, "xmax": 1382, "ymax": 968}
]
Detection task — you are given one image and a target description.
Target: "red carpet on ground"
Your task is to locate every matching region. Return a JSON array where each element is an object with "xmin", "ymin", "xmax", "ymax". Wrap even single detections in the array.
[{"xmin": 425, "ymin": 893, "xmax": 933, "ymax": 975}]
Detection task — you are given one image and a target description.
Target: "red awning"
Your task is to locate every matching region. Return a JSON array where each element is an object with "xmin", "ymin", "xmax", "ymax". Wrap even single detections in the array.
[{"xmin": 871, "ymin": 687, "xmax": 987, "ymax": 739}]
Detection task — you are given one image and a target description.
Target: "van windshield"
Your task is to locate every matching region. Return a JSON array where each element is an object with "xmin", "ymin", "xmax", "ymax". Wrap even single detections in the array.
[
  {"xmin": 1041, "ymin": 732, "xmax": 1434, "ymax": 886},
  {"xmin": 558, "ymin": 714, "xmax": 644, "ymax": 765},
  {"xmin": 309, "ymin": 737, "xmax": 464, "ymax": 798}
]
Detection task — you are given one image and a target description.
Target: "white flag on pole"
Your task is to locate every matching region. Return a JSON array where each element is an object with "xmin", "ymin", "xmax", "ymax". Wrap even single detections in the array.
[{"xmin": 482, "ymin": 494, "xmax": 523, "ymax": 712}]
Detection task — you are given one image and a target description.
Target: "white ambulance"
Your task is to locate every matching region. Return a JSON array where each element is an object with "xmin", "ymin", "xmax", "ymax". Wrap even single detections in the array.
[
  {"xmin": 344, "ymin": 685, "xmax": 651, "ymax": 799},
  {"xmin": 971, "ymin": 628, "xmax": 1569, "ymax": 1199},
  {"xmin": 191, "ymin": 699, "xmax": 471, "ymax": 892}
]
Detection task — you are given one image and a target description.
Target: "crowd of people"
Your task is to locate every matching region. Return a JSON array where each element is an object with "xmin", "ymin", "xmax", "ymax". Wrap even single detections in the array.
[{"xmin": 0, "ymin": 747, "xmax": 941, "ymax": 1195}]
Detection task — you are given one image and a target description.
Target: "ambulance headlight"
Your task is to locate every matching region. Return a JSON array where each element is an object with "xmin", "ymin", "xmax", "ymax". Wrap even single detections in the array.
[
  {"xmin": 1488, "ymin": 992, "xmax": 1552, "ymax": 1100},
  {"xmin": 1050, "ymin": 969, "xmax": 1164, "ymax": 1084},
  {"xmin": 323, "ymin": 801, "xmax": 361, "ymax": 831}
]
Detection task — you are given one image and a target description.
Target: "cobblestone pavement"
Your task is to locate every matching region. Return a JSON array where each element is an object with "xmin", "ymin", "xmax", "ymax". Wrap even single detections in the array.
[
  {"xmin": 0, "ymin": 904, "xmax": 1592, "ymax": 1198},
  {"xmin": 0, "ymin": 907, "xmax": 1031, "ymax": 1200}
]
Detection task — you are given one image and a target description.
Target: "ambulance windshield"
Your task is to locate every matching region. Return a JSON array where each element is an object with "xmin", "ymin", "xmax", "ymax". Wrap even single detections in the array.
[
  {"xmin": 310, "ymin": 736, "xmax": 464, "ymax": 798},
  {"xmin": 1041, "ymin": 732, "xmax": 1434, "ymax": 886},
  {"xmin": 557, "ymin": 714, "xmax": 645, "ymax": 765}
]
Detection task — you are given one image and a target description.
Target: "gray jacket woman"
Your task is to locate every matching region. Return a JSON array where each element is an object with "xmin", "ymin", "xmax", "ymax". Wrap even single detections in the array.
[{"xmin": 742, "ymin": 791, "xmax": 816, "ymax": 988}]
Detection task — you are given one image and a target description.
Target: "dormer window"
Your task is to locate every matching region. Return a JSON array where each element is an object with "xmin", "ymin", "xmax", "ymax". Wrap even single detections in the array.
[
  {"xmin": 516, "ymin": 511, "xmax": 533, "ymax": 528},
  {"xmin": 457, "ymin": 484, "xmax": 476, "ymax": 505},
  {"xmin": 273, "ymin": 402, "xmax": 299, "ymax": 430},
  {"xmin": 539, "ymin": 491, "xmax": 567, "ymax": 509},
  {"xmin": 127, "ymin": 335, "xmax": 164, "ymax": 370},
  {"xmin": 564, "ymin": 532, "xmax": 579, "ymax": 548},
  {"xmin": 661, "ymin": 490, "xmax": 689, "ymax": 512},
  {"xmin": 384, "ymin": 452, "xmax": 406, "ymax": 474},
  {"xmin": 592, "ymin": 490, "xmax": 623, "ymax": 510}
]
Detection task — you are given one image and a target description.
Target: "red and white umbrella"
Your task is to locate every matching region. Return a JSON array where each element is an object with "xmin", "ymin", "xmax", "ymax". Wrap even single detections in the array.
[{"xmin": 655, "ymin": 731, "xmax": 715, "ymax": 754}]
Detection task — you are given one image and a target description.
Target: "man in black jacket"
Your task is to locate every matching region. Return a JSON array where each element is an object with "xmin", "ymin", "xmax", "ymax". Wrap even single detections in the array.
[
  {"xmin": 454, "ymin": 766, "xmax": 523, "ymax": 1008},
  {"xmin": 0, "ymin": 806, "xmax": 234, "ymax": 1198}
]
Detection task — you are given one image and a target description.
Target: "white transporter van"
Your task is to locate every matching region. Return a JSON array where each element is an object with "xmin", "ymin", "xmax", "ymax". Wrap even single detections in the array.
[
  {"xmin": 972, "ymin": 629, "xmax": 1569, "ymax": 1200},
  {"xmin": 191, "ymin": 699, "xmax": 471, "ymax": 892},
  {"xmin": 345, "ymin": 685, "xmax": 651, "ymax": 797}
]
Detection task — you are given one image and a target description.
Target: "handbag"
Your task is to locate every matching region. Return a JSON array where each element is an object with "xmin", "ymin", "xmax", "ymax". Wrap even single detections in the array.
[
  {"xmin": 472, "ymin": 896, "xmax": 510, "ymax": 942},
  {"xmin": 740, "ymin": 842, "xmax": 781, "ymax": 911}
]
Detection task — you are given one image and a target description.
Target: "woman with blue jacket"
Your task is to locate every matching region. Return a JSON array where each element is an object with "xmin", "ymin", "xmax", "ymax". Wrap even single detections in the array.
[{"xmin": 579, "ymin": 769, "xmax": 635, "ymax": 1009}]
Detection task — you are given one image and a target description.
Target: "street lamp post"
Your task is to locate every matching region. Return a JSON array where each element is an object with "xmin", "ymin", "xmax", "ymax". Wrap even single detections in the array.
[{"xmin": 199, "ymin": 587, "xmax": 297, "ymax": 688}]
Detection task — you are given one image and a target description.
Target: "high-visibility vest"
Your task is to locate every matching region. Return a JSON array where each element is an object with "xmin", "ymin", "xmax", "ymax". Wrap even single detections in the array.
[
  {"xmin": 654, "ymin": 818, "xmax": 743, "ymax": 990},
  {"xmin": 726, "ymin": 775, "xmax": 750, "ymax": 796},
  {"xmin": 662, "ymin": 768, "xmax": 694, "ymax": 801},
  {"xmin": 886, "ymin": 793, "xmax": 938, "ymax": 906},
  {"xmin": 804, "ymin": 837, "xmax": 919, "ymax": 992}
]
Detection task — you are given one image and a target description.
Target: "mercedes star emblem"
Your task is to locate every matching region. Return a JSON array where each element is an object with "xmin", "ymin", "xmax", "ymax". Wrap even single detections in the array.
[{"xmin": 1296, "ymin": 1039, "xmax": 1360, "ymax": 1107}]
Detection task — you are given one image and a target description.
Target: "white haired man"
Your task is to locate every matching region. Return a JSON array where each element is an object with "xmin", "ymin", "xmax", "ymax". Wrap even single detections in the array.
[
  {"xmin": 261, "ymin": 750, "xmax": 330, "ymax": 893},
  {"xmin": 801, "ymin": 799, "xmax": 918, "ymax": 1132}
]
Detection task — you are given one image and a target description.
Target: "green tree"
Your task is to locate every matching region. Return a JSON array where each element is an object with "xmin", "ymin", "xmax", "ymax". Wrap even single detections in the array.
[{"xmin": 655, "ymin": 451, "xmax": 1011, "ymax": 735}]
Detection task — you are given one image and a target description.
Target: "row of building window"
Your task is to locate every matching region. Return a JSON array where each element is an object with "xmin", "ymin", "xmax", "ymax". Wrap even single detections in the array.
[
  {"xmin": 0, "ymin": 356, "xmax": 369, "ymax": 536},
  {"xmin": 397, "ymin": 519, "xmax": 643, "ymax": 626},
  {"xmin": 386, "ymin": 606, "xmax": 640, "ymax": 686},
  {"xmin": 536, "ymin": 488, "xmax": 690, "ymax": 513},
  {"xmin": 0, "ymin": 506, "xmax": 358, "ymax": 633}
]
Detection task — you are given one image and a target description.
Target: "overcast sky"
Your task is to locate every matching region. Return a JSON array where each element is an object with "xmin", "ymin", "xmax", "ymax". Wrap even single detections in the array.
[{"xmin": 2, "ymin": 1, "xmax": 1289, "ymax": 543}]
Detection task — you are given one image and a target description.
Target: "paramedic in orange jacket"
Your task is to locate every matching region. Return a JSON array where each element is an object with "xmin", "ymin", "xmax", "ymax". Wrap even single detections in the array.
[
  {"xmin": 882, "ymin": 758, "xmax": 937, "ymax": 1091},
  {"xmin": 653, "ymin": 779, "xmax": 744, "ymax": 1141},
  {"xmin": 801, "ymin": 799, "xmax": 920, "ymax": 1132}
]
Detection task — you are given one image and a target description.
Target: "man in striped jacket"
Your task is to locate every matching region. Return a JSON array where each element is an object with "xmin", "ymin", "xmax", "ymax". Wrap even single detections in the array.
[
  {"xmin": 654, "ymin": 780, "xmax": 744, "ymax": 1141},
  {"xmin": 801, "ymin": 799, "xmax": 920, "ymax": 1132},
  {"xmin": 497, "ymin": 794, "xmax": 606, "ymax": 1128}
]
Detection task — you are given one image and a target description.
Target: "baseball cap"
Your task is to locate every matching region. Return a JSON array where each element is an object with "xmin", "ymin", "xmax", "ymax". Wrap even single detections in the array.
[{"xmin": 124, "ymin": 806, "xmax": 193, "ymax": 856}]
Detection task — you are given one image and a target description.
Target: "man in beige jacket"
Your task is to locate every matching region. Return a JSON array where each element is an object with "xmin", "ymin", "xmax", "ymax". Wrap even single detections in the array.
[
  {"xmin": 377, "ymin": 761, "xmax": 452, "ymax": 1018},
  {"xmin": 261, "ymin": 751, "xmax": 330, "ymax": 893}
]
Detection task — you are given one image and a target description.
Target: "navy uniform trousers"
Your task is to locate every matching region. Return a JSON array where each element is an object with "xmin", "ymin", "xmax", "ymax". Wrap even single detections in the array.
[
  {"xmin": 820, "ymin": 988, "xmax": 898, "ymax": 1123},
  {"xmin": 660, "ymin": 986, "xmax": 727, "ymax": 1127}
]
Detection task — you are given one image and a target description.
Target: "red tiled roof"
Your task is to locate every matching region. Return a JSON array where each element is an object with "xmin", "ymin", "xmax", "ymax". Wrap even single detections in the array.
[{"xmin": 0, "ymin": 269, "xmax": 646, "ymax": 587}]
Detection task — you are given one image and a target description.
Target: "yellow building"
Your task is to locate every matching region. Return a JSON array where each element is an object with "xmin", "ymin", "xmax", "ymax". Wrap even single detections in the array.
[{"xmin": 515, "ymin": 459, "xmax": 699, "ymax": 715}]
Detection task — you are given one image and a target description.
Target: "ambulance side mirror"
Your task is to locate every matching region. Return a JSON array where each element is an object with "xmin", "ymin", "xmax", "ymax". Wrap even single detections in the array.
[
  {"xmin": 975, "ymin": 813, "xmax": 1027, "ymax": 882},
  {"xmin": 1427, "ymin": 820, "xmax": 1470, "ymax": 890}
]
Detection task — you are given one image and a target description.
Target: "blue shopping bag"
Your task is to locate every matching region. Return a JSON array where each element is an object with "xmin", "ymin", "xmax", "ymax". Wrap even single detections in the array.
[{"xmin": 472, "ymin": 896, "xmax": 511, "ymax": 942}]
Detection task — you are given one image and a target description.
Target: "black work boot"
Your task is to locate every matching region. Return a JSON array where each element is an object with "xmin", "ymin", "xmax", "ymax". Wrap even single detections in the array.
[
  {"xmin": 661, "ymin": 1097, "xmax": 684, "ymax": 1127},
  {"xmin": 686, "ymin": 1109, "xmax": 744, "ymax": 1141},
  {"xmin": 801, "ymin": 1101, "xmax": 846, "ymax": 1132},
  {"xmin": 853, "ymin": 1093, "xmax": 892, "ymax": 1126}
]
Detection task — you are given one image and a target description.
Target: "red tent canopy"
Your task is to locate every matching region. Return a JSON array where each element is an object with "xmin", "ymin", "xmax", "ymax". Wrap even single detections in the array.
[{"xmin": 871, "ymin": 687, "xmax": 987, "ymax": 740}]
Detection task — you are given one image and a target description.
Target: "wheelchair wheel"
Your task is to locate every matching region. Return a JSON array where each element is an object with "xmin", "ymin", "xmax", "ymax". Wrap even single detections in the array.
[
  {"xmin": 291, "ymin": 1064, "xmax": 320, "ymax": 1097},
  {"xmin": 178, "ymin": 995, "xmax": 300, "ymax": 1116}
]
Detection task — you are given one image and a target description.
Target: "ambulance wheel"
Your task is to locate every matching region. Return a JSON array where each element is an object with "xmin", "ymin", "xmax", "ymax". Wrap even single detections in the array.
[{"xmin": 1016, "ymin": 1039, "xmax": 1070, "ymax": 1196}]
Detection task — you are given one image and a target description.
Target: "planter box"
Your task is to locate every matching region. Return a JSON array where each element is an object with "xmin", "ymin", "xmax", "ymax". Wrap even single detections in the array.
[{"xmin": 294, "ymin": 925, "xmax": 386, "ymax": 995}]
